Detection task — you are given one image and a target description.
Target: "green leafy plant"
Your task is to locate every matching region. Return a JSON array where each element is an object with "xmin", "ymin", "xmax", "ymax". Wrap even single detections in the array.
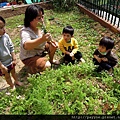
[
  {"xmin": 0, "ymin": 5, "xmax": 120, "ymax": 115},
  {"xmin": 52, "ymin": 0, "xmax": 79, "ymax": 11}
]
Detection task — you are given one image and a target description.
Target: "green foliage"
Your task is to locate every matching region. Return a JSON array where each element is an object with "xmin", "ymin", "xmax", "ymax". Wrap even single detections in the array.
[
  {"xmin": 6, "ymin": 14, "xmax": 24, "ymax": 29},
  {"xmin": 0, "ymin": 6, "xmax": 120, "ymax": 115},
  {"xmin": 51, "ymin": 0, "xmax": 79, "ymax": 11}
]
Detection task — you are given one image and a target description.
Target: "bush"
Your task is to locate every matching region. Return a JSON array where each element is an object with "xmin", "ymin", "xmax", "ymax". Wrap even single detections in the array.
[{"xmin": 52, "ymin": 0, "xmax": 79, "ymax": 11}]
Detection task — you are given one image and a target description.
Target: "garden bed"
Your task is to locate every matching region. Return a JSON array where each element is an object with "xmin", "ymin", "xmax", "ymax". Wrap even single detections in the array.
[
  {"xmin": 0, "ymin": 2, "xmax": 120, "ymax": 115},
  {"xmin": 0, "ymin": 2, "xmax": 52, "ymax": 18}
]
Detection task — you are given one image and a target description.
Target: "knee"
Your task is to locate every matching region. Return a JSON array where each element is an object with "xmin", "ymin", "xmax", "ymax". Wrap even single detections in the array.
[{"xmin": 74, "ymin": 51, "xmax": 82, "ymax": 59}]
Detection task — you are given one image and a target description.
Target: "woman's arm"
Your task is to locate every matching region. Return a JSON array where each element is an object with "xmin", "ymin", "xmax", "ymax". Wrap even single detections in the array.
[{"xmin": 23, "ymin": 33, "xmax": 52, "ymax": 50}]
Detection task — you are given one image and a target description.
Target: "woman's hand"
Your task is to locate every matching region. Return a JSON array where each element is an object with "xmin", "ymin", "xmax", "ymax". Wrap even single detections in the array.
[
  {"xmin": 43, "ymin": 33, "xmax": 52, "ymax": 42},
  {"xmin": 44, "ymin": 33, "xmax": 58, "ymax": 48},
  {"xmin": 49, "ymin": 41, "xmax": 58, "ymax": 48}
]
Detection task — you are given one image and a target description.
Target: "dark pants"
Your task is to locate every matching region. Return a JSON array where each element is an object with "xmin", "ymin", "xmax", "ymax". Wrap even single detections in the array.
[
  {"xmin": 64, "ymin": 51, "xmax": 82, "ymax": 64},
  {"xmin": 0, "ymin": 64, "xmax": 15, "ymax": 76},
  {"xmin": 93, "ymin": 58, "xmax": 116, "ymax": 71}
]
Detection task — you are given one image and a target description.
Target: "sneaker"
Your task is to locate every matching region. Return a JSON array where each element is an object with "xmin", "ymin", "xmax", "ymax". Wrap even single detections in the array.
[
  {"xmin": 80, "ymin": 58, "xmax": 85, "ymax": 63},
  {"xmin": 96, "ymin": 66, "xmax": 103, "ymax": 72},
  {"xmin": 10, "ymin": 85, "xmax": 16, "ymax": 92}
]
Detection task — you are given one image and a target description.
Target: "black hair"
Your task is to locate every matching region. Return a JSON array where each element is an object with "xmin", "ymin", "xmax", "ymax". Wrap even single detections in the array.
[
  {"xmin": 99, "ymin": 36, "xmax": 115, "ymax": 50},
  {"xmin": 0, "ymin": 16, "xmax": 5, "ymax": 24},
  {"xmin": 62, "ymin": 25, "xmax": 74, "ymax": 36},
  {"xmin": 24, "ymin": 4, "xmax": 44, "ymax": 27}
]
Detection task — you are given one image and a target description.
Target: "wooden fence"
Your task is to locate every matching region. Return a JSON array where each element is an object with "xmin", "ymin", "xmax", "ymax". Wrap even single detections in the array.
[{"xmin": 77, "ymin": 0, "xmax": 120, "ymax": 33}]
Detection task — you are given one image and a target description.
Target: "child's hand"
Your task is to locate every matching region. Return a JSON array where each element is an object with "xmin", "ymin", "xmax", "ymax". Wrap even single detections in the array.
[
  {"xmin": 96, "ymin": 57, "xmax": 102, "ymax": 63},
  {"xmin": 70, "ymin": 52, "xmax": 74, "ymax": 57},
  {"xmin": 72, "ymin": 56, "xmax": 75, "ymax": 60},
  {"xmin": 94, "ymin": 55, "xmax": 101, "ymax": 63},
  {"xmin": 12, "ymin": 60, "xmax": 17, "ymax": 66},
  {"xmin": 101, "ymin": 57, "xmax": 108, "ymax": 62},
  {"xmin": 65, "ymin": 51, "xmax": 70, "ymax": 55}
]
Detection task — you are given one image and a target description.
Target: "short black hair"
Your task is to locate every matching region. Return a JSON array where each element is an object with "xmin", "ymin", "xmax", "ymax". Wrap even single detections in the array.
[
  {"xmin": 24, "ymin": 4, "xmax": 44, "ymax": 27},
  {"xmin": 99, "ymin": 36, "xmax": 115, "ymax": 50},
  {"xmin": 0, "ymin": 16, "xmax": 5, "ymax": 24},
  {"xmin": 62, "ymin": 25, "xmax": 74, "ymax": 36}
]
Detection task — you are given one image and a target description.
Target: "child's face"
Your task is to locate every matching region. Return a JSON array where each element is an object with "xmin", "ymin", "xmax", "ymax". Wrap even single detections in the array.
[
  {"xmin": 0, "ymin": 20, "xmax": 5, "ymax": 36},
  {"xmin": 62, "ymin": 33, "xmax": 72, "ymax": 42},
  {"xmin": 98, "ymin": 45, "xmax": 107, "ymax": 53}
]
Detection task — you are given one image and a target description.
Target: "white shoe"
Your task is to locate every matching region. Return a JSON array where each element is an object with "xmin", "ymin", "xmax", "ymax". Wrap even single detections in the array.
[
  {"xmin": 80, "ymin": 58, "xmax": 85, "ymax": 63},
  {"xmin": 10, "ymin": 85, "xmax": 16, "ymax": 92}
]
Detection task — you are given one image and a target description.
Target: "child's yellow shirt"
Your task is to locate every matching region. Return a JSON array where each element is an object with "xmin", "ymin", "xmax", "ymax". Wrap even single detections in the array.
[{"xmin": 58, "ymin": 37, "xmax": 78, "ymax": 54}]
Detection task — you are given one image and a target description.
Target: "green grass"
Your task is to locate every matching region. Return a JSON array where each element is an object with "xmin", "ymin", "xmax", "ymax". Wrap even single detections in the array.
[{"xmin": 0, "ymin": 7, "xmax": 120, "ymax": 115}]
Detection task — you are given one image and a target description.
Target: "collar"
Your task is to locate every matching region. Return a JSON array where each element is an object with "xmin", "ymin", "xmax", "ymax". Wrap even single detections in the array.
[
  {"xmin": 98, "ymin": 50, "xmax": 107, "ymax": 55},
  {"xmin": 67, "ymin": 39, "xmax": 71, "ymax": 43}
]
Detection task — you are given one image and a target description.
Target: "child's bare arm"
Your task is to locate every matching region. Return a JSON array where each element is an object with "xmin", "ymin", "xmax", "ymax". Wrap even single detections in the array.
[
  {"xmin": 101, "ymin": 57, "xmax": 108, "ymax": 62},
  {"xmin": 11, "ymin": 52, "xmax": 17, "ymax": 66},
  {"xmin": 94, "ymin": 55, "xmax": 102, "ymax": 63},
  {"xmin": 65, "ymin": 51, "xmax": 70, "ymax": 55}
]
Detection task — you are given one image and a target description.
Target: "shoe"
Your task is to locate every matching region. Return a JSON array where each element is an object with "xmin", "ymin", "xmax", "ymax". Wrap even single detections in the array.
[
  {"xmin": 50, "ymin": 59, "xmax": 60, "ymax": 65},
  {"xmin": 10, "ymin": 85, "xmax": 16, "ymax": 92},
  {"xmin": 96, "ymin": 66, "xmax": 103, "ymax": 72},
  {"xmin": 108, "ymin": 68, "xmax": 114, "ymax": 76},
  {"xmin": 80, "ymin": 58, "xmax": 85, "ymax": 63}
]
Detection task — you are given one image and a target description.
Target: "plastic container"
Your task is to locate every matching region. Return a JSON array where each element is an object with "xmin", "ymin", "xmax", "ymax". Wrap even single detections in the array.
[{"xmin": 0, "ymin": 2, "xmax": 8, "ymax": 8}]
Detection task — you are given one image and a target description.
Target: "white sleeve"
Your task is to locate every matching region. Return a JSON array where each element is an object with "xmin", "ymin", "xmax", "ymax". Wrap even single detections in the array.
[{"xmin": 20, "ymin": 30, "xmax": 31, "ymax": 45}]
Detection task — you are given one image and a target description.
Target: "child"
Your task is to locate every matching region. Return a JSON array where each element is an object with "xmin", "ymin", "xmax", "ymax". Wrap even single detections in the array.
[
  {"xmin": 93, "ymin": 36, "xmax": 118, "ymax": 74},
  {"xmin": 0, "ymin": 16, "xmax": 22, "ymax": 90},
  {"xmin": 58, "ymin": 25, "xmax": 85, "ymax": 64}
]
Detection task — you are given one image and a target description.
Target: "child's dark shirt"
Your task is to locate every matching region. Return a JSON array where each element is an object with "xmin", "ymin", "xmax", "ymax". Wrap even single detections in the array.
[{"xmin": 93, "ymin": 49, "xmax": 118, "ymax": 66}]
